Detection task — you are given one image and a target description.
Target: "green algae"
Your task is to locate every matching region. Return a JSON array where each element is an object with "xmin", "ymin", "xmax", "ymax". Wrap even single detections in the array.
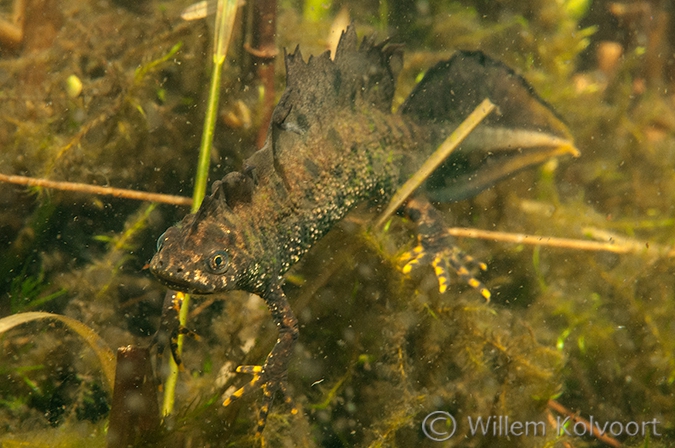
[{"xmin": 0, "ymin": 0, "xmax": 674, "ymax": 446}]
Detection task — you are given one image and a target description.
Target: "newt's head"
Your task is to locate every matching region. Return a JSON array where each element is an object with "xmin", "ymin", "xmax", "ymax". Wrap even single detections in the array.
[{"xmin": 150, "ymin": 181, "xmax": 256, "ymax": 294}]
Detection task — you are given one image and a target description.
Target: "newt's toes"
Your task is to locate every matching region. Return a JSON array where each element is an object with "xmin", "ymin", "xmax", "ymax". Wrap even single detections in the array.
[{"xmin": 400, "ymin": 240, "xmax": 490, "ymax": 300}]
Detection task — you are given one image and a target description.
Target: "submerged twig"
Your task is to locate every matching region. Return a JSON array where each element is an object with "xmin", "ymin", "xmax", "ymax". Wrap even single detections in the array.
[
  {"xmin": 447, "ymin": 227, "xmax": 675, "ymax": 257},
  {"xmin": 0, "ymin": 173, "xmax": 192, "ymax": 206},
  {"xmin": 373, "ymin": 98, "xmax": 495, "ymax": 228},
  {"xmin": 547, "ymin": 399, "xmax": 622, "ymax": 447}
]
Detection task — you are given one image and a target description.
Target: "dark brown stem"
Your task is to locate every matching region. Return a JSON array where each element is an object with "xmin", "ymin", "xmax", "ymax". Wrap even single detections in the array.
[
  {"xmin": 107, "ymin": 346, "xmax": 161, "ymax": 447},
  {"xmin": 644, "ymin": 4, "xmax": 669, "ymax": 87},
  {"xmin": 249, "ymin": 0, "xmax": 278, "ymax": 148}
]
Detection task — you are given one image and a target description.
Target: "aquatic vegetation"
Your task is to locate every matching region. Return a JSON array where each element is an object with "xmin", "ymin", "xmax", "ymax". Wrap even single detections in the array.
[
  {"xmin": 0, "ymin": 312, "xmax": 114, "ymax": 446},
  {"xmin": 0, "ymin": 0, "xmax": 675, "ymax": 446},
  {"xmin": 9, "ymin": 266, "xmax": 66, "ymax": 314}
]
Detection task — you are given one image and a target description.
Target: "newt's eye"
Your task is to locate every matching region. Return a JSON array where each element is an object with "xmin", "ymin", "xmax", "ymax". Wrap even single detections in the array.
[
  {"xmin": 156, "ymin": 231, "xmax": 167, "ymax": 252},
  {"xmin": 206, "ymin": 250, "xmax": 230, "ymax": 274}
]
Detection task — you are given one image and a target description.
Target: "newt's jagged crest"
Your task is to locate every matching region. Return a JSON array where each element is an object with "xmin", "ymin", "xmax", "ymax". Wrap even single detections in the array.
[{"xmin": 275, "ymin": 26, "xmax": 403, "ymax": 127}]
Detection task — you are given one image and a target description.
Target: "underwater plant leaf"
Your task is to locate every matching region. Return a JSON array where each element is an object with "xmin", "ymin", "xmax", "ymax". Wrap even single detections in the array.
[
  {"xmin": 0, "ymin": 312, "xmax": 115, "ymax": 394},
  {"xmin": 133, "ymin": 42, "xmax": 183, "ymax": 85}
]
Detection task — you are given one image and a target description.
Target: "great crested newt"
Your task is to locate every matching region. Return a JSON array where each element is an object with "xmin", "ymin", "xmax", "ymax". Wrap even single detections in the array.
[{"xmin": 150, "ymin": 24, "xmax": 577, "ymax": 436}]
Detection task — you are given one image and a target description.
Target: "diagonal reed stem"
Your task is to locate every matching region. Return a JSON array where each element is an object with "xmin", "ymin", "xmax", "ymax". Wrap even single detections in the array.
[{"xmin": 373, "ymin": 98, "xmax": 495, "ymax": 229}]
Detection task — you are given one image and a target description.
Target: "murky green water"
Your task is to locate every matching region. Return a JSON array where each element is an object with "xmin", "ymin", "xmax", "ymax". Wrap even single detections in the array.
[{"xmin": 0, "ymin": 0, "xmax": 673, "ymax": 446}]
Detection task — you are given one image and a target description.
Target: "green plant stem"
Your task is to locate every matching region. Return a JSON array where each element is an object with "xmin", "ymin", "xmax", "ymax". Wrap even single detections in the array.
[
  {"xmin": 191, "ymin": 61, "xmax": 225, "ymax": 208},
  {"xmin": 162, "ymin": 0, "xmax": 239, "ymax": 417},
  {"xmin": 192, "ymin": 0, "xmax": 238, "ymax": 209}
]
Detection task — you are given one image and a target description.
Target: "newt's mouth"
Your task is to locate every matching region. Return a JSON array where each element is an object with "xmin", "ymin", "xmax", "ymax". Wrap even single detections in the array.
[
  {"xmin": 149, "ymin": 254, "xmax": 218, "ymax": 295},
  {"xmin": 152, "ymin": 275, "xmax": 216, "ymax": 295}
]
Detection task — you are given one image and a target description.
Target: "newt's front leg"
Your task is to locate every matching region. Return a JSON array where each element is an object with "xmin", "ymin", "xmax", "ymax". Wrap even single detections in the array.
[
  {"xmin": 152, "ymin": 290, "xmax": 199, "ymax": 373},
  {"xmin": 222, "ymin": 283, "xmax": 299, "ymax": 437},
  {"xmin": 401, "ymin": 196, "xmax": 491, "ymax": 300}
]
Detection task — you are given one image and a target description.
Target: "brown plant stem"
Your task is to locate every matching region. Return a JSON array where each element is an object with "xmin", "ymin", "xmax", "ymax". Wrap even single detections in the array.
[
  {"xmin": 447, "ymin": 227, "xmax": 674, "ymax": 257},
  {"xmin": 547, "ymin": 399, "xmax": 622, "ymax": 447},
  {"xmin": 248, "ymin": 0, "xmax": 278, "ymax": 148},
  {"xmin": 0, "ymin": 173, "xmax": 192, "ymax": 206}
]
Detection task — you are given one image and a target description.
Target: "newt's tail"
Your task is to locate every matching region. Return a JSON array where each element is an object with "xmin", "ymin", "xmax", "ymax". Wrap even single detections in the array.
[{"xmin": 400, "ymin": 51, "xmax": 579, "ymax": 202}]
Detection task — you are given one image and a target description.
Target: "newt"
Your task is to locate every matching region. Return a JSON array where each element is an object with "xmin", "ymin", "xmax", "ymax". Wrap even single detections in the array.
[{"xmin": 150, "ymin": 25, "xmax": 577, "ymax": 435}]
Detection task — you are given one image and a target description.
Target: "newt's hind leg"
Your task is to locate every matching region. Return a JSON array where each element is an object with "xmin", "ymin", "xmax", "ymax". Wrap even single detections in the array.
[
  {"xmin": 222, "ymin": 284, "xmax": 299, "ymax": 438},
  {"xmin": 400, "ymin": 196, "xmax": 491, "ymax": 300},
  {"xmin": 223, "ymin": 365, "xmax": 299, "ymax": 437}
]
